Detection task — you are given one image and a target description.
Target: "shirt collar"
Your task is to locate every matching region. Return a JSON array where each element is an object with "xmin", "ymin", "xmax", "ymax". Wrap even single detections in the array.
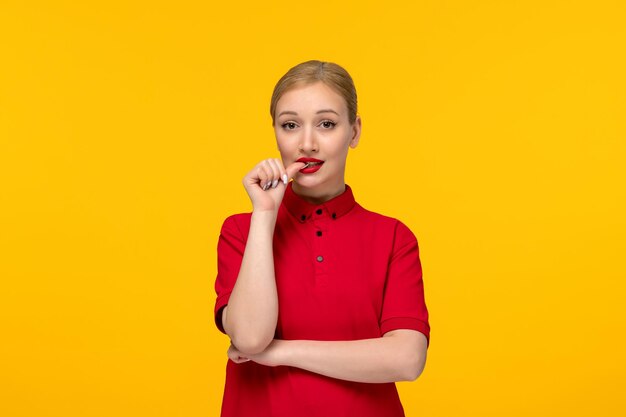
[{"xmin": 282, "ymin": 182, "xmax": 356, "ymax": 222}]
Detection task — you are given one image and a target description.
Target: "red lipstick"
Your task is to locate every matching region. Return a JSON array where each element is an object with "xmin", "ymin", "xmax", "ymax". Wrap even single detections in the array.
[{"xmin": 297, "ymin": 157, "xmax": 324, "ymax": 174}]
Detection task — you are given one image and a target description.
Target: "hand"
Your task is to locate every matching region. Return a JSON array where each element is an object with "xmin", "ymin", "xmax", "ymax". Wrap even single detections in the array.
[
  {"xmin": 242, "ymin": 159, "xmax": 306, "ymax": 213},
  {"xmin": 227, "ymin": 342, "xmax": 251, "ymax": 364},
  {"xmin": 227, "ymin": 339, "xmax": 286, "ymax": 367}
]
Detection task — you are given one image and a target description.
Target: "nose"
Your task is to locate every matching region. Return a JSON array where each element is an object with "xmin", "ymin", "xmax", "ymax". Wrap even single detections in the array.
[{"xmin": 299, "ymin": 126, "xmax": 318, "ymax": 153}]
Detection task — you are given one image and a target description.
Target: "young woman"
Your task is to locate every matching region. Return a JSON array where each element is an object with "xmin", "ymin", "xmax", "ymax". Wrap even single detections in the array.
[{"xmin": 214, "ymin": 60, "xmax": 430, "ymax": 417}]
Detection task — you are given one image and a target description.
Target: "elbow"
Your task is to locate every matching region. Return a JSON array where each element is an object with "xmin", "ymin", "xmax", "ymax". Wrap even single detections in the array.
[
  {"xmin": 402, "ymin": 362, "xmax": 425, "ymax": 382},
  {"xmin": 393, "ymin": 331, "xmax": 428, "ymax": 382},
  {"xmin": 230, "ymin": 334, "xmax": 273, "ymax": 356},
  {"xmin": 223, "ymin": 310, "xmax": 275, "ymax": 355},
  {"xmin": 399, "ymin": 351, "xmax": 427, "ymax": 382}
]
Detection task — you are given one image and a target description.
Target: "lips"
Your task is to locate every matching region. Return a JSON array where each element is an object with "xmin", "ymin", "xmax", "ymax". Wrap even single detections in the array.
[
  {"xmin": 297, "ymin": 157, "xmax": 324, "ymax": 165},
  {"xmin": 297, "ymin": 157, "xmax": 324, "ymax": 173}
]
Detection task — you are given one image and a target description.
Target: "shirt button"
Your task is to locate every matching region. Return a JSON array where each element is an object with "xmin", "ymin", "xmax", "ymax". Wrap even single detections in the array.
[
  {"xmin": 316, "ymin": 230, "xmax": 323, "ymax": 237},
  {"xmin": 316, "ymin": 255, "xmax": 324, "ymax": 262},
  {"xmin": 316, "ymin": 209, "xmax": 323, "ymax": 215},
  {"xmin": 331, "ymin": 213, "xmax": 337, "ymax": 219},
  {"xmin": 301, "ymin": 214, "xmax": 306, "ymax": 221}
]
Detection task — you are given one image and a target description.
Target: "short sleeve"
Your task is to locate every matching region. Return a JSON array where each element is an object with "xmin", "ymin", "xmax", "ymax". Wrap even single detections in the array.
[
  {"xmin": 380, "ymin": 221, "xmax": 431, "ymax": 346},
  {"xmin": 214, "ymin": 215, "xmax": 247, "ymax": 334}
]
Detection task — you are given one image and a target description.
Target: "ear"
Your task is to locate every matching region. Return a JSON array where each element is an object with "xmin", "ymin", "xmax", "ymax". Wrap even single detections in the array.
[{"xmin": 349, "ymin": 116, "xmax": 362, "ymax": 149}]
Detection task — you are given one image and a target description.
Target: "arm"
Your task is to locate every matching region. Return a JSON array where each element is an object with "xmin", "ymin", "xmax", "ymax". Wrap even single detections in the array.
[
  {"xmin": 222, "ymin": 160, "xmax": 305, "ymax": 355},
  {"xmin": 228, "ymin": 329, "xmax": 428, "ymax": 383},
  {"xmin": 222, "ymin": 210, "xmax": 278, "ymax": 355}
]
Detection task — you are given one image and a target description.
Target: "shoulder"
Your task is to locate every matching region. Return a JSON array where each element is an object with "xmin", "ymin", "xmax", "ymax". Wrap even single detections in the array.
[
  {"xmin": 219, "ymin": 212, "xmax": 252, "ymax": 237},
  {"xmin": 221, "ymin": 212, "xmax": 252, "ymax": 225},
  {"xmin": 357, "ymin": 205, "xmax": 416, "ymax": 234},
  {"xmin": 355, "ymin": 205, "xmax": 418, "ymax": 247}
]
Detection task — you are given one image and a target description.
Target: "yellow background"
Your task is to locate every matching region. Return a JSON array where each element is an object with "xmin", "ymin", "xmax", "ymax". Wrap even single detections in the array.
[{"xmin": 1, "ymin": 1, "xmax": 625, "ymax": 416}]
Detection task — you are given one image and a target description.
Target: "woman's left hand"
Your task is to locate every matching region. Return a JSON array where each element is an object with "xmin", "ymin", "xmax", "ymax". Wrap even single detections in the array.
[
  {"xmin": 227, "ymin": 340, "xmax": 286, "ymax": 367},
  {"xmin": 227, "ymin": 343, "xmax": 251, "ymax": 364}
]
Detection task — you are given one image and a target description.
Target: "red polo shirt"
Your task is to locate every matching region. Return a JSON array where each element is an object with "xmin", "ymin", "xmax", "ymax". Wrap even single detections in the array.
[{"xmin": 214, "ymin": 183, "xmax": 430, "ymax": 417}]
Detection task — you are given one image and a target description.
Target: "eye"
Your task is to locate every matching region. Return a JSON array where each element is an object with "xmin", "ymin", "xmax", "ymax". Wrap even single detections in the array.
[
  {"xmin": 320, "ymin": 120, "xmax": 336, "ymax": 129},
  {"xmin": 281, "ymin": 122, "xmax": 298, "ymax": 130}
]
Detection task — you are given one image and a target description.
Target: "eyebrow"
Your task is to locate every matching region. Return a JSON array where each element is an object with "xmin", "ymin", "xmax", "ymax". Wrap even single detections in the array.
[
  {"xmin": 277, "ymin": 109, "xmax": 340, "ymax": 118},
  {"xmin": 316, "ymin": 109, "xmax": 340, "ymax": 116}
]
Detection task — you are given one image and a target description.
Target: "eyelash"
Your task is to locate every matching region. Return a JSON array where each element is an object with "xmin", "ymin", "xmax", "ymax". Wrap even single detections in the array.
[
  {"xmin": 280, "ymin": 120, "xmax": 336, "ymax": 130},
  {"xmin": 282, "ymin": 122, "xmax": 297, "ymax": 130}
]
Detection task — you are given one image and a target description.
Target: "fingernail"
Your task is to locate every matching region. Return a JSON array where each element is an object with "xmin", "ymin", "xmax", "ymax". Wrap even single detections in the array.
[
  {"xmin": 272, "ymin": 179, "xmax": 278, "ymax": 188},
  {"xmin": 282, "ymin": 174, "xmax": 288, "ymax": 184}
]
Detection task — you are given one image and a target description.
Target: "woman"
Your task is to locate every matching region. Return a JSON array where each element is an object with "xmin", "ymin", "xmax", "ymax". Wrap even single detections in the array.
[{"xmin": 214, "ymin": 60, "xmax": 430, "ymax": 417}]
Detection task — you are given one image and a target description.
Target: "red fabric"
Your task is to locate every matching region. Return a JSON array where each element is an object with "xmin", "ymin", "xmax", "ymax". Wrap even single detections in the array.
[{"xmin": 214, "ymin": 183, "xmax": 430, "ymax": 417}]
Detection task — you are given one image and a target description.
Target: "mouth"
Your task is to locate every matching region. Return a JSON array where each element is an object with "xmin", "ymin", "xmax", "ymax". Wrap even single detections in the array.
[{"xmin": 297, "ymin": 158, "xmax": 324, "ymax": 169}]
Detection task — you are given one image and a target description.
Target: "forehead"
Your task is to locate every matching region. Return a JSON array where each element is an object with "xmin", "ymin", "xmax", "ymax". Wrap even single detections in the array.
[{"xmin": 276, "ymin": 82, "xmax": 348, "ymax": 115}]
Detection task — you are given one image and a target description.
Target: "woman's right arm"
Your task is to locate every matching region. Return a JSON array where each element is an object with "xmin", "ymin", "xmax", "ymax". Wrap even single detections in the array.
[{"xmin": 222, "ymin": 159, "xmax": 305, "ymax": 355}]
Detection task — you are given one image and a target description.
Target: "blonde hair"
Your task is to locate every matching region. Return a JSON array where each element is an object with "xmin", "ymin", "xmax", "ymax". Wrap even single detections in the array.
[{"xmin": 270, "ymin": 60, "xmax": 358, "ymax": 125}]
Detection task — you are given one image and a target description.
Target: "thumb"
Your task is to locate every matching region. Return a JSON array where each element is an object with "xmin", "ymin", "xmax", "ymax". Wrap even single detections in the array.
[{"xmin": 284, "ymin": 161, "xmax": 307, "ymax": 183}]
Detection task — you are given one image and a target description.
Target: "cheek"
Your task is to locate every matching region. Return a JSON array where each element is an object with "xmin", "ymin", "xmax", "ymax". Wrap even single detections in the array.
[
  {"xmin": 275, "ymin": 135, "xmax": 296, "ymax": 155},
  {"xmin": 329, "ymin": 132, "xmax": 352, "ymax": 157}
]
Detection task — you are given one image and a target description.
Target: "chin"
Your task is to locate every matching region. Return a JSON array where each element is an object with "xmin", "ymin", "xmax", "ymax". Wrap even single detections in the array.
[
  {"xmin": 293, "ymin": 180, "xmax": 316, "ymax": 190},
  {"xmin": 294, "ymin": 175, "xmax": 325, "ymax": 188}
]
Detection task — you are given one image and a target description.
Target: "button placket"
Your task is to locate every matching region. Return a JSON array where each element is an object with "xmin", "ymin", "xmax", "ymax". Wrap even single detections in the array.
[{"xmin": 311, "ymin": 214, "xmax": 329, "ymax": 279}]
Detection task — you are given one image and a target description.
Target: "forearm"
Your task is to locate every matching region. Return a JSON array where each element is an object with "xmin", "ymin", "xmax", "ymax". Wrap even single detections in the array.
[
  {"xmin": 280, "ymin": 333, "xmax": 427, "ymax": 383},
  {"xmin": 224, "ymin": 210, "xmax": 278, "ymax": 354}
]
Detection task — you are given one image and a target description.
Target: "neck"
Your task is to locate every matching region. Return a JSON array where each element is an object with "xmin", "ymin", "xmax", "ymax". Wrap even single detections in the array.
[{"xmin": 292, "ymin": 182, "xmax": 346, "ymax": 205}]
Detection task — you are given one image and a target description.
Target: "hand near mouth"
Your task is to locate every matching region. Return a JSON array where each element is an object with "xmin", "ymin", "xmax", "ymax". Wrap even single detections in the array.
[{"xmin": 243, "ymin": 159, "xmax": 306, "ymax": 213}]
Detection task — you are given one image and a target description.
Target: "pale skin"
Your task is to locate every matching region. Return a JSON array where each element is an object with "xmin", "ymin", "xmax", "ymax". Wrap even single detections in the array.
[{"xmin": 221, "ymin": 81, "xmax": 428, "ymax": 383}]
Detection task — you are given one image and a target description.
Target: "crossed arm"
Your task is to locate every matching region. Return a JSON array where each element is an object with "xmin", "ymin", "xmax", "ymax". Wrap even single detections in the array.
[
  {"xmin": 224, "ymin": 306, "xmax": 428, "ymax": 383},
  {"xmin": 220, "ymin": 210, "xmax": 428, "ymax": 384}
]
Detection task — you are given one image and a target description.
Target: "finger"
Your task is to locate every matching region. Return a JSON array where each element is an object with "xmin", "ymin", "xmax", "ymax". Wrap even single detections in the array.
[
  {"xmin": 257, "ymin": 163, "xmax": 273, "ymax": 190},
  {"xmin": 227, "ymin": 345, "xmax": 247, "ymax": 362},
  {"xmin": 231, "ymin": 353, "xmax": 251, "ymax": 364},
  {"xmin": 254, "ymin": 167, "xmax": 266, "ymax": 190},
  {"xmin": 274, "ymin": 158, "xmax": 289, "ymax": 185},
  {"xmin": 285, "ymin": 161, "xmax": 307, "ymax": 181},
  {"xmin": 261, "ymin": 159, "xmax": 279, "ymax": 190},
  {"xmin": 266, "ymin": 159, "xmax": 282, "ymax": 188}
]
